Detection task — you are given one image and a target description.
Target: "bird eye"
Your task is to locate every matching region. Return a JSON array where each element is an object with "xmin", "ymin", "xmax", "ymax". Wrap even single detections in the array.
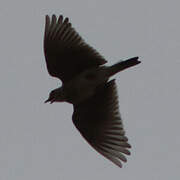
[{"xmin": 50, "ymin": 91, "xmax": 55, "ymax": 97}]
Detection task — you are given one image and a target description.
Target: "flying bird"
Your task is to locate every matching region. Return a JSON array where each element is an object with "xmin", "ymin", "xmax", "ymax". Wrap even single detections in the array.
[{"xmin": 43, "ymin": 14, "xmax": 140, "ymax": 168}]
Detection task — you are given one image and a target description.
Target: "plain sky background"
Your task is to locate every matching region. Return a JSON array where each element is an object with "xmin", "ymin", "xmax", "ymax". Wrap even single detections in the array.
[{"xmin": 0, "ymin": 0, "xmax": 179, "ymax": 179}]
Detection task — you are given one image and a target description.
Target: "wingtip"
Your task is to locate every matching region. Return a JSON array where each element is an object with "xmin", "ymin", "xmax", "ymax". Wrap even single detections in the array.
[
  {"xmin": 45, "ymin": 15, "xmax": 49, "ymax": 20},
  {"xmin": 52, "ymin": 14, "xmax": 56, "ymax": 18},
  {"xmin": 64, "ymin": 17, "xmax": 69, "ymax": 23},
  {"xmin": 45, "ymin": 14, "xmax": 69, "ymax": 24},
  {"xmin": 45, "ymin": 15, "xmax": 50, "ymax": 26}
]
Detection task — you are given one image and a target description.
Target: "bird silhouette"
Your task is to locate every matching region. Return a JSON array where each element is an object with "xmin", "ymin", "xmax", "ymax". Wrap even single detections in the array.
[{"xmin": 44, "ymin": 14, "xmax": 140, "ymax": 168}]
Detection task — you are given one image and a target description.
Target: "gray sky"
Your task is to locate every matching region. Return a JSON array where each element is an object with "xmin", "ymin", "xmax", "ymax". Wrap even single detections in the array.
[{"xmin": 0, "ymin": 0, "xmax": 180, "ymax": 179}]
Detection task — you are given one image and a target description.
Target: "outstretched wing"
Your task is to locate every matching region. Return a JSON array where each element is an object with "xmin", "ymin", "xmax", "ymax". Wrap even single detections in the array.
[
  {"xmin": 72, "ymin": 80, "xmax": 131, "ymax": 168},
  {"xmin": 44, "ymin": 15, "xmax": 107, "ymax": 83}
]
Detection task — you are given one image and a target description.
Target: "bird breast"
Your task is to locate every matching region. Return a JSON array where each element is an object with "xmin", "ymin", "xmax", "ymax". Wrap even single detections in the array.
[{"xmin": 63, "ymin": 67, "xmax": 108, "ymax": 105}]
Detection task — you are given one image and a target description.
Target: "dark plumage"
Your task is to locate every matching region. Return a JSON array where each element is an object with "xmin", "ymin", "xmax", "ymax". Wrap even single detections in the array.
[
  {"xmin": 43, "ymin": 14, "xmax": 140, "ymax": 167},
  {"xmin": 44, "ymin": 15, "xmax": 106, "ymax": 83}
]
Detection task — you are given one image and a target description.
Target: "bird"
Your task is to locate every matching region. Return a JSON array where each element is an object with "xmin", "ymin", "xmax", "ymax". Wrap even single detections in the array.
[{"xmin": 43, "ymin": 14, "xmax": 140, "ymax": 168}]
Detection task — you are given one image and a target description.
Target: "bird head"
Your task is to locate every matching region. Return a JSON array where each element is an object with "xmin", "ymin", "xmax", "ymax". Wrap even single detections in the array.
[{"xmin": 45, "ymin": 87, "xmax": 65, "ymax": 104}]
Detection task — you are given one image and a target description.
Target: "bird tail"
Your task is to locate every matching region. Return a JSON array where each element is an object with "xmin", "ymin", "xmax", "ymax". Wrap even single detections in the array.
[{"xmin": 107, "ymin": 57, "xmax": 140, "ymax": 77}]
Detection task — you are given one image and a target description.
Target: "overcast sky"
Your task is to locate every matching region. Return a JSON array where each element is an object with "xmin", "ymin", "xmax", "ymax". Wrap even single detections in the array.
[{"xmin": 0, "ymin": 0, "xmax": 180, "ymax": 179}]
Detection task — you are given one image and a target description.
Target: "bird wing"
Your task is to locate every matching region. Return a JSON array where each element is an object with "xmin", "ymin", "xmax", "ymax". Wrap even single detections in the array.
[
  {"xmin": 72, "ymin": 80, "xmax": 131, "ymax": 168},
  {"xmin": 44, "ymin": 15, "xmax": 107, "ymax": 83}
]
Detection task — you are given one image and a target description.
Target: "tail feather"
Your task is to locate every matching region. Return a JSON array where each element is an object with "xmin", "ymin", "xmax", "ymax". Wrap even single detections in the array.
[{"xmin": 107, "ymin": 57, "xmax": 140, "ymax": 77}]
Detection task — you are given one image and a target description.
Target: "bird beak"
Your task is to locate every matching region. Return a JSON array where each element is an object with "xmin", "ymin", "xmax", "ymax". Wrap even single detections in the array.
[
  {"xmin": 44, "ymin": 98, "xmax": 54, "ymax": 104},
  {"xmin": 44, "ymin": 99, "xmax": 50, "ymax": 103}
]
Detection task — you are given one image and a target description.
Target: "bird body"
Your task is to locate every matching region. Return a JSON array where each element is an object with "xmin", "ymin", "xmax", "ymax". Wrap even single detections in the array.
[
  {"xmin": 46, "ymin": 57, "xmax": 140, "ymax": 104},
  {"xmin": 43, "ymin": 14, "xmax": 140, "ymax": 168},
  {"xmin": 58, "ymin": 66, "xmax": 108, "ymax": 104}
]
